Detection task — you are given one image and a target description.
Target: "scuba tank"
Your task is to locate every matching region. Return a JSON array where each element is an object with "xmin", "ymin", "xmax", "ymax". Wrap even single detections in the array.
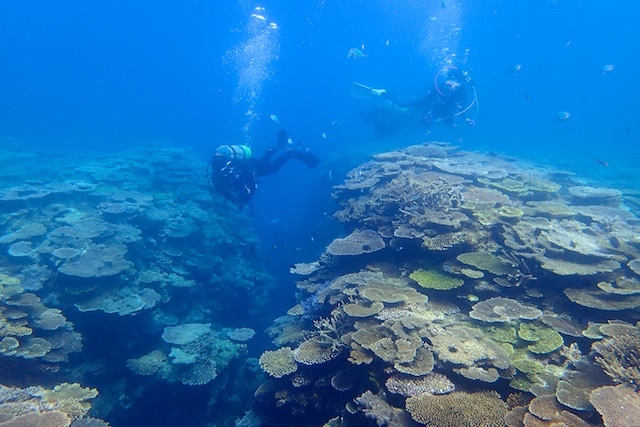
[{"xmin": 215, "ymin": 145, "xmax": 252, "ymax": 159}]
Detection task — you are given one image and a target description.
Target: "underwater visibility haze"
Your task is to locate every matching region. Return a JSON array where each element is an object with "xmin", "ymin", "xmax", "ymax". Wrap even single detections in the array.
[{"xmin": 0, "ymin": 1, "xmax": 639, "ymax": 426}]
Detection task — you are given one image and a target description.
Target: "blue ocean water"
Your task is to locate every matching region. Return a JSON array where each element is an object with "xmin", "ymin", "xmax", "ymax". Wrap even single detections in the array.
[{"xmin": 1, "ymin": 1, "xmax": 639, "ymax": 426}]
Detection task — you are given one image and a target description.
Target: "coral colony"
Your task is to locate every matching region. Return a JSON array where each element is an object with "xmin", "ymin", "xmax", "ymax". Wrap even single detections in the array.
[
  {"xmin": 0, "ymin": 141, "xmax": 639, "ymax": 426},
  {"xmin": 254, "ymin": 142, "xmax": 640, "ymax": 427}
]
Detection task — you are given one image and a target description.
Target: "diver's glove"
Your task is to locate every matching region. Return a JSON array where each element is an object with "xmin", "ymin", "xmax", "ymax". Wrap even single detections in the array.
[{"xmin": 370, "ymin": 88, "xmax": 387, "ymax": 96}]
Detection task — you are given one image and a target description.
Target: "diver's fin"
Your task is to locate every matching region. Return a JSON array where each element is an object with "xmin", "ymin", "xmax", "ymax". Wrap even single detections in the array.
[
  {"xmin": 350, "ymin": 82, "xmax": 388, "ymax": 99},
  {"xmin": 350, "ymin": 82, "xmax": 375, "ymax": 98},
  {"xmin": 293, "ymin": 150, "xmax": 321, "ymax": 169}
]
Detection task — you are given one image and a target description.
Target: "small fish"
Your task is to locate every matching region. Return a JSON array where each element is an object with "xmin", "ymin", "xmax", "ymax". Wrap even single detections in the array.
[
  {"xmin": 331, "ymin": 120, "xmax": 341, "ymax": 126},
  {"xmin": 509, "ymin": 64, "xmax": 522, "ymax": 75},
  {"xmin": 269, "ymin": 22, "xmax": 278, "ymax": 29},
  {"xmin": 329, "ymin": 169, "xmax": 333, "ymax": 181},
  {"xmin": 251, "ymin": 14, "xmax": 266, "ymax": 21},
  {"xmin": 600, "ymin": 64, "xmax": 614, "ymax": 74},
  {"xmin": 595, "ymin": 158, "xmax": 609, "ymax": 167},
  {"xmin": 347, "ymin": 47, "xmax": 367, "ymax": 59},
  {"xmin": 554, "ymin": 111, "xmax": 571, "ymax": 121},
  {"xmin": 321, "ymin": 132, "xmax": 327, "ymax": 140},
  {"xmin": 287, "ymin": 137, "xmax": 293, "ymax": 145},
  {"xmin": 254, "ymin": 6, "xmax": 265, "ymax": 11},
  {"xmin": 269, "ymin": 114, "xmax": 279, "ymax": 123},
  {"xmin": 385, "ymin": 40, "xmax": 390, "ymax": 47}
]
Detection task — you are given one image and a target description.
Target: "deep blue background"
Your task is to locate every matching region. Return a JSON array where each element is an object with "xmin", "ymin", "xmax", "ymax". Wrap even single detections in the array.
[{"xmin": 1, "ymin": 0, "xmax": 639, "ymax": 303}]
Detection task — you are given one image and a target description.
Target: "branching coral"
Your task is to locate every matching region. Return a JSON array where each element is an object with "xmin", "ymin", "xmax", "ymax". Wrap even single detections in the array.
[{"xmin": 592, "ymin": 328, "xmax": 640, "ymax": 389}]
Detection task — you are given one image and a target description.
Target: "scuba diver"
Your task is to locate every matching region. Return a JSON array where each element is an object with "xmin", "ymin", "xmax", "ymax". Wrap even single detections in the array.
[
  {"xmin": 208, "ymin": 129, "xmax": 320, "ymax": 209},
  {"xmin": 358, "ymin": 65, "xmax": 478, "ymax": 138}
]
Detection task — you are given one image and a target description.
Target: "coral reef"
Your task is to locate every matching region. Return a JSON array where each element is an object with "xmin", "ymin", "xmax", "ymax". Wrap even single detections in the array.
[
  {"xmin": 0, "ymin": 142, "xmax": 273, "ymax": 424},
  {"xmin": 252, "ymin": 142, "xmax": 640, "ymax": 426}
]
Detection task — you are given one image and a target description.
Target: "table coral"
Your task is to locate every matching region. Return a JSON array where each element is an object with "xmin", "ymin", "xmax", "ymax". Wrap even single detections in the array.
[
  {"xmin": 409, "ymin": 268, "xmax": 464, "ymax": 290},
  {"xmin": 590, "ymin": 384, "xmax": 640, "ymax": 427},
  {"xmin": 405, "ymin": 390, "xmax": 507, "ymax": 427},
  {"xmin": 259, "ymin": 347, "xmax": 298, "ymax": 378},
  {"xmin": 457, "ymin": 251, "xmax": 515, "ymax": 275},
  {"xmin": 326, "ymin": 229, "xmax": 385, "ymax": 256},
  {"xmin": 517, "ymin": 323, "xmax": 564, "ymax": 354},
  {"xmin": 470, "ymin": 297, "xmax": 542, "ymax": 323}
]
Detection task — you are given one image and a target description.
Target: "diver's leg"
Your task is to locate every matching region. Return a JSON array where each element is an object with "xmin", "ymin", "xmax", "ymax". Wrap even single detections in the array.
[
  {"xmin": 260, "ymin": 129, "xmax": 289, "ymax": 162},
  {"xmin": 256, "ymin": 154, "xmax": 292, "ymax": 177}
]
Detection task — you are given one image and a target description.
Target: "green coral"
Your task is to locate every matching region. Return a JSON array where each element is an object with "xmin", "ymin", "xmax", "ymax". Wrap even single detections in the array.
[
  {"xmin": 409, "ymin": 268, "xmax": 464, "ymax": 290},
  {"xmin": 509, "ymin": 373, "xmax": 541, "ymax": 392},
  {"xmin": 483, "ymin": 325, "xmax": 518, "ymax": 344},
  {"xmin": 0, "ymin": 272, "xmax": 23, "ymax": 300},
  {"xmin": 0, "ymin": 273, "xmax": 20, "ymax": 286},
  {"xmin": 518, "ymin": 323, "xmax": 564, "ymax": 354},
  {"xmin": 456, "ymin": 252, "xmax": 514, "ymax": 275},
  {"xmin": 512, "ymin": 357, "xmax": 544, "ymax": 374}
]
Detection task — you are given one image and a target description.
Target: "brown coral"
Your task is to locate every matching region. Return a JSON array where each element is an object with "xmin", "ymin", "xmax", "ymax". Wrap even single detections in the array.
[
  {"xmin": 590, "ymin": 384, "xmax": 640, "ymax": 427},
  {"xmin": 385, "ymin": 372, "xmax": 454, "ymax": 397},
  {"xmin": 405, "ymin": 390, "xmax": 507, "ymax": 427}
]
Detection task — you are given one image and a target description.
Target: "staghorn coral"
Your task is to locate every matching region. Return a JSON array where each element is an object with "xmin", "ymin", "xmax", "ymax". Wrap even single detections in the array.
[
  {"xmin": 592, "ymin": 325, "xmax": 640, "ymax": 388},
  {"xmin": 405, "ymin": 390, "xmax": 507, "ymax": 427}
]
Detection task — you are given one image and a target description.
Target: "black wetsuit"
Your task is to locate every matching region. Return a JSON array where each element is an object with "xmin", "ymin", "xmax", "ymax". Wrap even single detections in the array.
[{"xmin": 209, "ymin": 130, "xmax": 320, "ymax": 208}]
